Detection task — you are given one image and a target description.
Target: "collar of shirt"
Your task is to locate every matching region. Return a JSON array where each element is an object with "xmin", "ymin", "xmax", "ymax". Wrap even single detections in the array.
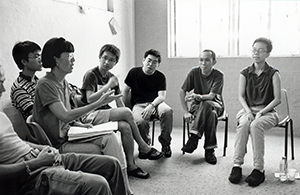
[
  {"xmin": 19, "ymin": 72, "xmax": 38, "ymax": 82},
  {"xmin": 248, "ymin": 62, "xmax": 270, "ymax": 75}
]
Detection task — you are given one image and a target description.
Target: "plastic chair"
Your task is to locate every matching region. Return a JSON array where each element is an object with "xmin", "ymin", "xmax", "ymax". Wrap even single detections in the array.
[
  {"xmin": 182, "ymin": 109, "xmax": 229, "ymax": 156},
  {"xmin": 26, "ymin": 115, "xmax": 53, "ymax": 146},
  {"xmin": 276, "ymin": 89, "xmax": 294, "ymax": 160}
]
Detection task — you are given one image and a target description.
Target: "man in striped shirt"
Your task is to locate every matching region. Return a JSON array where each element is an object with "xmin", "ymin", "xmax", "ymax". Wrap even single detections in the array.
[{"xmin": 11, "ymin": 41, "xmax": 42, "ymax": 119}]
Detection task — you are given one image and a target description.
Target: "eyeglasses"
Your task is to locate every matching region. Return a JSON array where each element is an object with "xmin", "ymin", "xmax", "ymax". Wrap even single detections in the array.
[
  {"xmin": 100, "ymin": 56, "xmax": 116, "ymax": 63},
  {"xmin": 251, "ymin": 48, "xmax": 268, "ymax": 54}
]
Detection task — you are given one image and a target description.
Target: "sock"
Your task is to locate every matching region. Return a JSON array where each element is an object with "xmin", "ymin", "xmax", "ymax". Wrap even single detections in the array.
[{"xmin": 233, "ymin": 164, "xmax": 241, "ymax": 168}]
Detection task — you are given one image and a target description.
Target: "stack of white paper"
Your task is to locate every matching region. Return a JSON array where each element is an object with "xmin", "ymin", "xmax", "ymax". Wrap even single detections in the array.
[{"xmin": 68, "ymin": 122, "xmax": 118, "ymax": 141}]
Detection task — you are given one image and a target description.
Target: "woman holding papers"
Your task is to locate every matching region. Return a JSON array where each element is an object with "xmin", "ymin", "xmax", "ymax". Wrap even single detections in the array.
[{"xmin": 32, "ymin": 37, "xmax": 133, "ymax": 194}]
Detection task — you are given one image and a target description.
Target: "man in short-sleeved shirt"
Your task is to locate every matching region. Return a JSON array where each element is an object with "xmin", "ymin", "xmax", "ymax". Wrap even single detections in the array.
[
  {"xmin": 81, "ymin": 66, "xmax": 121, "ymax": 109},
  {"xmin": 123, "ymin": 49, "xmax": 173, "ymax": 157},
  {"xmin": 180, "ymin": 49, "xmax": 224, "ymax": 165},
  {"xmin": 10, "ymin": 41, "xmax": 42, "ymax": 119},
  {"xmin": 0, "ymin": 65, "xmax": 126, "ymax": 195}
]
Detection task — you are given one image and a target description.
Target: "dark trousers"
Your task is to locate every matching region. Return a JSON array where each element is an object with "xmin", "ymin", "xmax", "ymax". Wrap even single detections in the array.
[{"xmin": 190, "ymin": 101, "xmax": 223, "ymax": 149}]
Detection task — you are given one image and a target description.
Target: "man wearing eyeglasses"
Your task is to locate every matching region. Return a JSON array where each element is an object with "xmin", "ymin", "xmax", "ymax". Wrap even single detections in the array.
[
  {"xmin": 0, "ymin": 65, "xmax": 126, "ymax": 195},
  {"xmin": 80, "ymin": 45, "xmax": 163, "ymax": 181},
  {"xmin": 11, "ymin": 41, "xmax": 43, "ymax": 120},
  {"xmin": 123, "ymin": 49, "xmax": 173, "ymax": 158},
  {"xmin": 228, "ymin": 37, "xmax": 281, "ymax": 187}
]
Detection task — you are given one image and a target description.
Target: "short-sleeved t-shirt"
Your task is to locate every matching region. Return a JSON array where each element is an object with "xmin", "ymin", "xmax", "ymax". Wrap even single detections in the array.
[
  {"xmin": 81, "ymin": 67, "xmax": 121, "ymax": 109},
  {"xmin": 33, "ymin": 72, "xmax": 71, "ymax": 148},
  {"xmin": 0, "ymin": 112, "xmax": 31, "ymax": 164},
  {"xmin": 10, "ymin": 73, "xmax": 39, "ymax": 119},
  {"xmin": 124, "ymin": 67, "xmax": 166, "ymax": 106},
  {"xmin": 181, "ymin": 67, "xmax": 224, "ymax": 107},
  {"xmin": 241, "ymin": 63, "xmax": 279, "ymax": 107}
]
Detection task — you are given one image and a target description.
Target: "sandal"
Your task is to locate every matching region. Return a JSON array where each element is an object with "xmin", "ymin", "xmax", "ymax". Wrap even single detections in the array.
[{"xmin": 127, "ymin": 167, "xmax": 150, "ymax": 179}]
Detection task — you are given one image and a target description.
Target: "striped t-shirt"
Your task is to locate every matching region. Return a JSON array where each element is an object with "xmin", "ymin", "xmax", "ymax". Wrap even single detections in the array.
[{"xmin": 10, "ymin": 73, "xmax": 39, "ymax": 119}]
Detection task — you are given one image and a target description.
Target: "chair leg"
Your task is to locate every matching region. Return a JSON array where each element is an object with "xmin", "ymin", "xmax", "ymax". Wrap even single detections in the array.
[
  {"xmin": 151, "ymin": 120, "xmax": 155, "ymax": 146},
  {"xmin": 183, "ymin": 117, "xmax": 186, "ymax": 155},
  {"xmin": 223, "ymin": 117, "xmax": 228, "ymax": 157},
  {"xmin": 284, "ymin": 122, "xmax": 288, "ymax": 159},
  {"xmin": 290, "ymin": 119, "xmax": 295, "ymax": 160}
]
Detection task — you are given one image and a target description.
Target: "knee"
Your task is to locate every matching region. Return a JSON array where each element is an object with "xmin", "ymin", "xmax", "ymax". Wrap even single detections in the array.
[
  {"xmin": 84, "ymin": 175, "xmax": 111, "ymax": 194},
  {"xmin": 121, "ymin": 107, "xmax": 135, "ymax": 121},
  {"xmin": 201, "ymin": 101, "xmax": 214, "ymax": 111},
  {"xmin": 160, "ymin": 107, "xmax": 173, "ymax": 117},
  {"xmin": 250, "ymin": 121, "xmax": 265, "ymax": 133},
  {"xmin": 118, "ymin": 121, "xmax": 132, "ymax": 135}
]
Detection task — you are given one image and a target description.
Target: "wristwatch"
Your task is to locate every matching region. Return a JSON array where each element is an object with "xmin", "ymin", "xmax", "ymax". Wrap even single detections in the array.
[{"xmin": 195, "ymin": 95, "xmax": 202, "ymax": 102}]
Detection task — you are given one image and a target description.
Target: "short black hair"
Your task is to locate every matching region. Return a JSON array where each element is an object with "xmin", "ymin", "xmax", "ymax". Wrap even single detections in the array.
[
  {"xmin": 42, "ymin": 37, "xmax": 74, "ymax": 69},
  {"xmin": 253, "ymin": 37, "xmax": 273, "ymax": 53},
  {"xmin": 144, "ymin": 49, "xmax": 161, "ymax": 63},
  {"xmin": 99, "ymin": 44, "xmax": 120, "ymax": 63},
  {"xmin": 202, "ymin": 49, "xmax": 216, "ymax": 61},
  {"xmin": 12, "ymin": 41, "xmax": 41, "ymax": 70}
]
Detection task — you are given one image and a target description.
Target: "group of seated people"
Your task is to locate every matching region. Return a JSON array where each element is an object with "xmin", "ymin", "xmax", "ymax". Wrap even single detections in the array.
[{"xmin": 0, "ymin": 36, "xmax": 281, "ymax": 194}]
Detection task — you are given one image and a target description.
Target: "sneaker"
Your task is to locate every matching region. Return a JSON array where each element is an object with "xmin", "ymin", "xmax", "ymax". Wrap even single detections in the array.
[
  {"xmin": 245, "ymin": 169, "xmax": 265, "ymax": 187},
  {"xmin": 229, "ymin": 167, "xmax": 242, "ymax": 184},
  {"xmin": 181, "ymin": 135, "xmax": 199, "ymax": 153},
  {"xmin": 162, "ymin": 145, "xmax": 172, "ymax": 158},
  {"xmin": 205, "ymin": 149, "xmax": 217, "ymax": 165}
]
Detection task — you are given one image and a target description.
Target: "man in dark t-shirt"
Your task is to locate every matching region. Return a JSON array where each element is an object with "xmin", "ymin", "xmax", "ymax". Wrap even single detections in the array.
[
  {"xmin": 124, "ymin": 49, "xmax": 173, "ymax": 158},
  {"xmin": 180, "ymin": 49, "xmax": 224, "ymax": 165}
]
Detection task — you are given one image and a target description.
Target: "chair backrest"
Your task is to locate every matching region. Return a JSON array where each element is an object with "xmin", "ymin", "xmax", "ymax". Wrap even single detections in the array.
[
  {"xmin": 2, "ymin": 104, "xmax": 30, "ymax": 141},
  {"xmin": 26, "ymin": 115, "xmax": 53, "ymax": 146},
  {"xmin": 277, "ymin": 89, "xmax": 290, "ymax": 125},
  {"xmin": 124, "ymin": 88, "xmax": 133, "ymax": 109}
]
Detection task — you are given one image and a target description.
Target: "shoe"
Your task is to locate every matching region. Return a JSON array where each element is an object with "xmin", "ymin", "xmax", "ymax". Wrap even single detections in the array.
[
  {"xmin": 229, "ymin": 167, "xmax": 242, "ymax": 184},
  {"xmin": 162, "ymin": 145, "xmax": 172, "ymax": 158},
  {"xmin": 181, "ymin": 136, "xmax": 198, "ymax": 153},
  {"xmin": 205, "ymin": 149, "xmax": 217, "ymax": 165},
  {"xmin": 127, "ymin": 167, "xmax": 150, "ymax": 179},
  {"xmin": 138, "ymin": 148, "xmax": 163, "ymax": 160},
  {"xmin": 245, "ymin": 169, "xmax": 265, "ymax": 187}
]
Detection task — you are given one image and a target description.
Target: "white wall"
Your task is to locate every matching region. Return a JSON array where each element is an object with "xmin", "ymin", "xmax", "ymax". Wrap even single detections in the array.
[
  {"xmin": 135, "ymin": 0, "xmax": 300, "ymax": 131},
  {"xmin": 0, "ymin": 0, "xmax": 134, "ymax": 107}
]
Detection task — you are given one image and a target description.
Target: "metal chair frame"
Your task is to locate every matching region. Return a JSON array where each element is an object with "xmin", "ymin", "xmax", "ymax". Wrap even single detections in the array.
[{"xmin": 182, "ymin": 110, "xmax": 229, "ymax": 156}]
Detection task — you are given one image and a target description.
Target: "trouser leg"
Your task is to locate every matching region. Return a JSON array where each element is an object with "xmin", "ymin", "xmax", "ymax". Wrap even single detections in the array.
[
  {"xmin": 62, "ymin": 153, "xmax": 126, "ymax": 195},
  {"xmin": 133, "ymin": 104, "xmax": 151, "ymax": 144},
  {"xmin": 250, "ymin": 112, "xmax": 278, "ymax": 170},
  {"xmin": 156, "ymin": 102, "xmax": 173, "ymax": 146},
  {"xmin": 233, "ymin": 109, "xmax": 251, "ymax": 166},
  {"xmin": 190, "ymin": 101, "xmax": 221, "ymax": 149},
  {"xmin": 203, "ymin": 108, "xmax": 218, "ymax": 149}
]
